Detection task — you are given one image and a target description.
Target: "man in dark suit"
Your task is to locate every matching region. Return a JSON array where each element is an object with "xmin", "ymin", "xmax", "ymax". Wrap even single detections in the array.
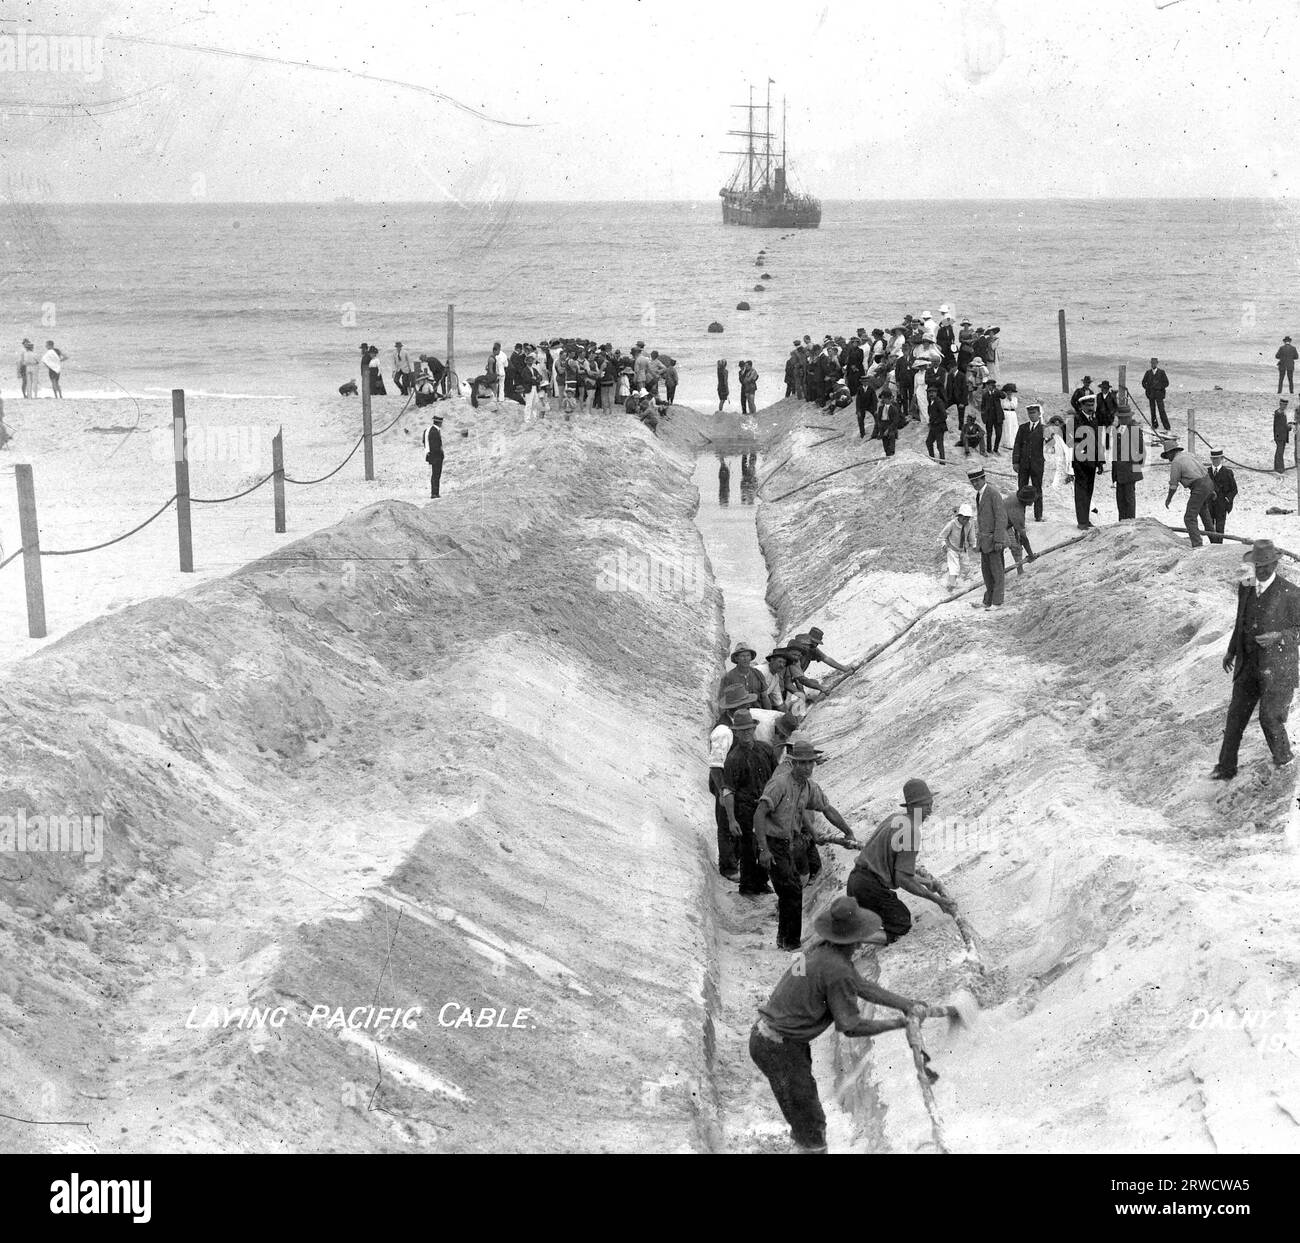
[
  {"xmin": 968, "ymin": 465, "xmax": 1007, "ymax": 610},
  {"xmin": 1111, "ymin": 408, "xmax": 1145, "ymax": 521},
  {"xmin": 422, "ymin": 415, "xmax": 444, "ymax": 498},
  {"xmin": 1273, "ymin": 398, "xmax": 1291, "ymax": 473},
  {"xmin": 1213, "ymin": 540, "xmax": 1300, "ymax": 779},
  {"xmin": 1206, "ymin": 448, "xmax": 1237, "ymax": 543},
  {"xmin": 1069, "ymin": 374, "xmax": 1094, "ymax": 417},
  {"xmin": 1141, "ymin": 357, "xmax": 1170, "ymax": 430},
  {"xmin": 1072, "ymin": 393, "xmax": 1102, "ymax": 528},
  {"xmin": 1011, "ymin": 403, "xmax": 1047, "ymax": 520}
]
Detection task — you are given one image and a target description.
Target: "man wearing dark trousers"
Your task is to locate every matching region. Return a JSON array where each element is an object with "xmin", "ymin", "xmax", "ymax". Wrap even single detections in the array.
[
  {"xmin": 753, "ymin": 740, "xmax": 857, "ymax": 951},
  {"xmin": 1273, "ymin": 399, "xmax": 1291, "ymax": 474},
  {"xmin": 969, "ymin": 465, "xmax": 1007, "ymax": 608},
  {"xmin": 1212, "ymin": 540, "xmax": 1300, "ymax": 779},
  {"xmin": 1072, "ymin": 393, "xmax": 1102, "ymax": 528},
  {"xmin": 721, "ymin": 709, "xmax": 777, "ymax": 897},
  {"xmin": 925, "ymin": 385, "xmax": 948, "ymax": 462},
  {"xmin": 980, "ymin": 377, "xmax": 1004, "ymax": 453},
  {"xmin": 1142, "ymin": 357, "xmax": 1170, "ymax": 431},
  {"xmin": 1011, "ymin": 402, "xmax": 1047, "ymax": 520},
  {"xmin": 750, "ymin": 898, "xmax": 926, "ymax": 1153},
  {"xmin": 856, "ymin": 376, "xmax": 878, "ymax": 439},
  {"xmin": 846, "ymin": 779, "xmax": 957, "ymax": 944},
  {"xmin": 709, "ymin": 683, "xmax": 758, "ymax": 882},
  {"xmin": 1206, "ymin": 448, "xmax": 1237, "ymax": 543},
  {"xmin": 422, "ymin": 416, "xmax": 444, "ymax": 498},
  {"xmin": 1111, "ymin": 408, "xmax": 1144, "ymax": 521},
  {"xmin": 1277, "ymin": 336, "xmax": 1297, "ymax": 394}
]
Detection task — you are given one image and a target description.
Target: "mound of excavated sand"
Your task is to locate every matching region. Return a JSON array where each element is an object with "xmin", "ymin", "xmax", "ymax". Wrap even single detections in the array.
[
  {"xmin": 0, "ymin": 410, "xmax": 729, "ymax": 1153},
  {"xmin": 744, "ymin": 407, "xmax": 1300, "ymax": 1152}
]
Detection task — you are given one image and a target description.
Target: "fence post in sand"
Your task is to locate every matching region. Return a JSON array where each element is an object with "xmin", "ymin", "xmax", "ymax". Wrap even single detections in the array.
[
  {"xmin": 360, "ymin": 355, "xmax": 375, "ymax": 482},
  {"xmin": 14, "ymin": 464, "xmax": 47, "ymax": 638},
  {"xmin": 1294, "ymin": 411, "xmax": 1299, "ymax": 514},
  {"xmin": 272, "ymin": 427, "xmax": 286, "ymax": 534},
  {"xmin": 447, "ymin": 303, "xmax": 455, "ymax": 395},
  {"xmin": 1187, "ymin": 408, "xmax": 1196, "ymax": 452},
  {"xmin": 1058, "ymin": 309, "xmax": 1069, "ymax": 394},
  {"xmin": 1117, "ymin": 364, "xmax": 1128, "ymax": 412},
  {"xmin": 172, "ymin": 389, "xmax": 194, "ymax": 573}
]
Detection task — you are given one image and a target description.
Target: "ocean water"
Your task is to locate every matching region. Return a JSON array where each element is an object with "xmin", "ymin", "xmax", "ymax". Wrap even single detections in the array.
[{"xmin": 1, "ymin": 198, "xmax": 1296, "ymax": 409}]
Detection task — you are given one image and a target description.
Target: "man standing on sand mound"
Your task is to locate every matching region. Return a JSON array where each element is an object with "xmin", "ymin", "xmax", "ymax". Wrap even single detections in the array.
[
  {"xmin": 967, "ymin": 464, "xmax": 1007, "ymax": 609},
  {"xmin": 1212, "ymin": 540, "xmax": 1300, "ymax": 780}
]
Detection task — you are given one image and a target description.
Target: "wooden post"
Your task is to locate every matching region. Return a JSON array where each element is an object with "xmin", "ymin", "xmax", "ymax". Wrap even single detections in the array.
[
  {"xmin": 1117, "ymin": 364, "xmax": 1128, "ymax": 412},
  {"xmin": 1293, "ymin": 404, "xmax": 1299, "ymax": 515},
  {"xmin": 360, "ymin": 354, "xmax": 374, "ymax": 481},
  {"xmin": 446, "ymin": 303, "xmax": 455, "ymax": 396},
  {"xmin": 272, "ymin": 427, "xmax": 286, "ymax": 534},
  {"xmin": 14, "ymin": 464, "xmax": 47, "ymax": 639},
  {"xmin": 172, "ymin": 389, "xmax": 193, "ymax": 572},
  {"xmin": 1058, "ymin": 309, "xmax": 1069, "ymax": 394}
]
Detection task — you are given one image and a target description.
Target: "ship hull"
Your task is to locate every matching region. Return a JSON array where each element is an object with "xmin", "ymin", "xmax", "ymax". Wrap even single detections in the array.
[{"xmin": 721, "ymin": 199, "xmax": 821, "ymax": 229}]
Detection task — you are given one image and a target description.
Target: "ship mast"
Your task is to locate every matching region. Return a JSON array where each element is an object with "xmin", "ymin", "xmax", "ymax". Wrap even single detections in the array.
[
  {"xmin": 747, "ymin": 85, "xmax": 754, "ymax": 194},
  {"xmin": 764, "ymin": 79, "xmax": 772, "ymax": 193}
]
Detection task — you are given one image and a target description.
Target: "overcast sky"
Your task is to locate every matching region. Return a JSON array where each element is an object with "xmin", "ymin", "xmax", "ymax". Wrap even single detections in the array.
[{"xmin": 0, "ymin": 0, "xmax": 1296, "ymax": 202}]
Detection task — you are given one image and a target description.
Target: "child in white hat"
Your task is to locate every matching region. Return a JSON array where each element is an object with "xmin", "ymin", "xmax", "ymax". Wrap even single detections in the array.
[{"xmin": 938, "ymin": 502, "xmax": 977, "ymax": 590}]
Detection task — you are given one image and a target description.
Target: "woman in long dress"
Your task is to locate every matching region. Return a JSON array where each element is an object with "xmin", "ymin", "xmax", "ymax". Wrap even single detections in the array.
[
  {"xmin": 717, "ymin": 359, "xmax": 730, "ymax": 412},
  {"xmin": 1046, "ymin": 414, "xmax": 1072, "ymax": 490}
]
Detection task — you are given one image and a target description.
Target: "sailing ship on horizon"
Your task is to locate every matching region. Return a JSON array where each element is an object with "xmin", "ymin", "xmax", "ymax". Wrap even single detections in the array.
[{"xmin": 719, "ymin": 80, "xmax": 821, "ymax": 230}]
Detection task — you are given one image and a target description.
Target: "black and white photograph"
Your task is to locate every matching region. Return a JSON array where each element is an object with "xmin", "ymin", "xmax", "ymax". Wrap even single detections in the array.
[{"xmin": 1, "ymin": 0, "xmax": 1297, "ymax": 1206}]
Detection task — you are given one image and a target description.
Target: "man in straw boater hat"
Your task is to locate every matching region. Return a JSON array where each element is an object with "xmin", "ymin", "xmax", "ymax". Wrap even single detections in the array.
[
  {"xmin": 750, "ymin": 896, "xmax": 930, "ymax": 1153},
  {"xmin": 1205, "ymin": 447, "xmax": 1237, "ymax": 544},
  {"xmin": 967, "ymin": 462, "xmax": 1008, "ymax": 609},
  {"xmin": 753, "ymin": 739, "xmax": 860, "ymax": 951},
  {"xmin": 1160, "ymin": 432, "xmax": 1216, "ymax": 548},
  {"xmin": 709, "ymin": 682, "xmax": 759, "ymax": 882},
  {"xmin": 846, "ymin": 779, "xmax": 957, "ymax": 944},
  {"xmin": 1212, "ymin": 539, "xmax": 1300, "ymax": 780}
]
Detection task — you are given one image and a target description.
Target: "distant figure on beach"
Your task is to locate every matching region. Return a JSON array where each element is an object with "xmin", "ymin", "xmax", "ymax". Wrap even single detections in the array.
[
  {"xmin": 18, "ymin": 339, "xmax": 39, "ymax": 398},
  {"xmin": 717, "ymin": 359, "xmax": 730, "ymax": 412},
  {"xmin": 392, "ymin": 342, "xmax": 413, "ymax": 395},
  {"xmin": 740, "ymin": 360, "xmax": 759, "ymax": 416},
  {"xmin": 422, "ymin": 414, "xmax": 444, "ymax": 499},
  {"xmin": 364, "ymin": 345, "xmax": 386, "ymax": 395},
  {"xmin": 42, "ymin": 341, "xmax": 66, "ymax": 398},
  {"xmin": 1274, "ymin": 398, "xmax": 1291, "ymax": 473},
  {"xmin": 1142, "ymin": 357, "xmax": 1170, "ymax": 431},
  {"xmin": 1277, "ymin": 336, "xmax": 1297, "ymax": 395}
]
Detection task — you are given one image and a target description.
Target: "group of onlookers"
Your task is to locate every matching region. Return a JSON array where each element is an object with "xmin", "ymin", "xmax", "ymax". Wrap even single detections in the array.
[{"xmin": 15, "ymin": 338, "xmax": 67, "ymax": 398}]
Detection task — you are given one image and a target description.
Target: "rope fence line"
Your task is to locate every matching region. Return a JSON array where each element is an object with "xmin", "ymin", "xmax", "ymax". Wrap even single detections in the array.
[
  {"xmin": 0, "ymin": 384, "xmax": 428, "ymax": 638},
  {"xmin": 1187, "ymin": 425, "xmax": 1296, "ymax": 476}
]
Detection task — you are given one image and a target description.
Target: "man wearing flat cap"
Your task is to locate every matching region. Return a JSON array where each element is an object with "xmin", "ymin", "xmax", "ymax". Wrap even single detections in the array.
[
  {"xmin": 750, "ymin": 896, "xmax": 929, "ymax": 1152},
  {"xmin": 1213, "ymin": 540, "xmax": 1300, "ymax": 778},
  {"xmin": 753, "ymin": 739, "xmax": 858, "ymax": 951},
  {"xmin": 847, "ymin": 779, "xmax": 957, "ymax": 943}
]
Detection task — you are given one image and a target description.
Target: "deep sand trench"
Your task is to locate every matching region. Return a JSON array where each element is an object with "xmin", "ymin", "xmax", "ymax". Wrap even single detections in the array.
[{"xmin": 3, "ymin": 394, "xmax": 1298, "ymax": 1153}]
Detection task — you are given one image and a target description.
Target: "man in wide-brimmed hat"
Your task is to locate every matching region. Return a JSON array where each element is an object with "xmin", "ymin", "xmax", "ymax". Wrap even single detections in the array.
[
  {"xmin": 1212, "ymin": 540, "xmax": 1300, "ymax": 779},
  {"xmin": 718, "ymin": 639, "xmax": 772, "ymax": 710},
  {"xmin": 710, "ymin": 682, "xmax": 759, "ymax": 881},
  {"xmin": 847, "ymin": 779, "xmax": 957, "ymax": 944},
  {"xmin": 751, "ymin": 896, "xmax": 929, "ymax": 1152},
  {"xmin": 720, "ymin": 708, "xmax": 778, "ymax": 896},
  {"xmin": 1161, "ymin": 435, "xmax": 1216, "ymax": 547},
  {"xmin": 786, "ymin": 626, "xmax": 856, "ymax": 676},
  {"xmin": 753, "ymin": 739, "xmax": 858, "ymax": 951}
]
